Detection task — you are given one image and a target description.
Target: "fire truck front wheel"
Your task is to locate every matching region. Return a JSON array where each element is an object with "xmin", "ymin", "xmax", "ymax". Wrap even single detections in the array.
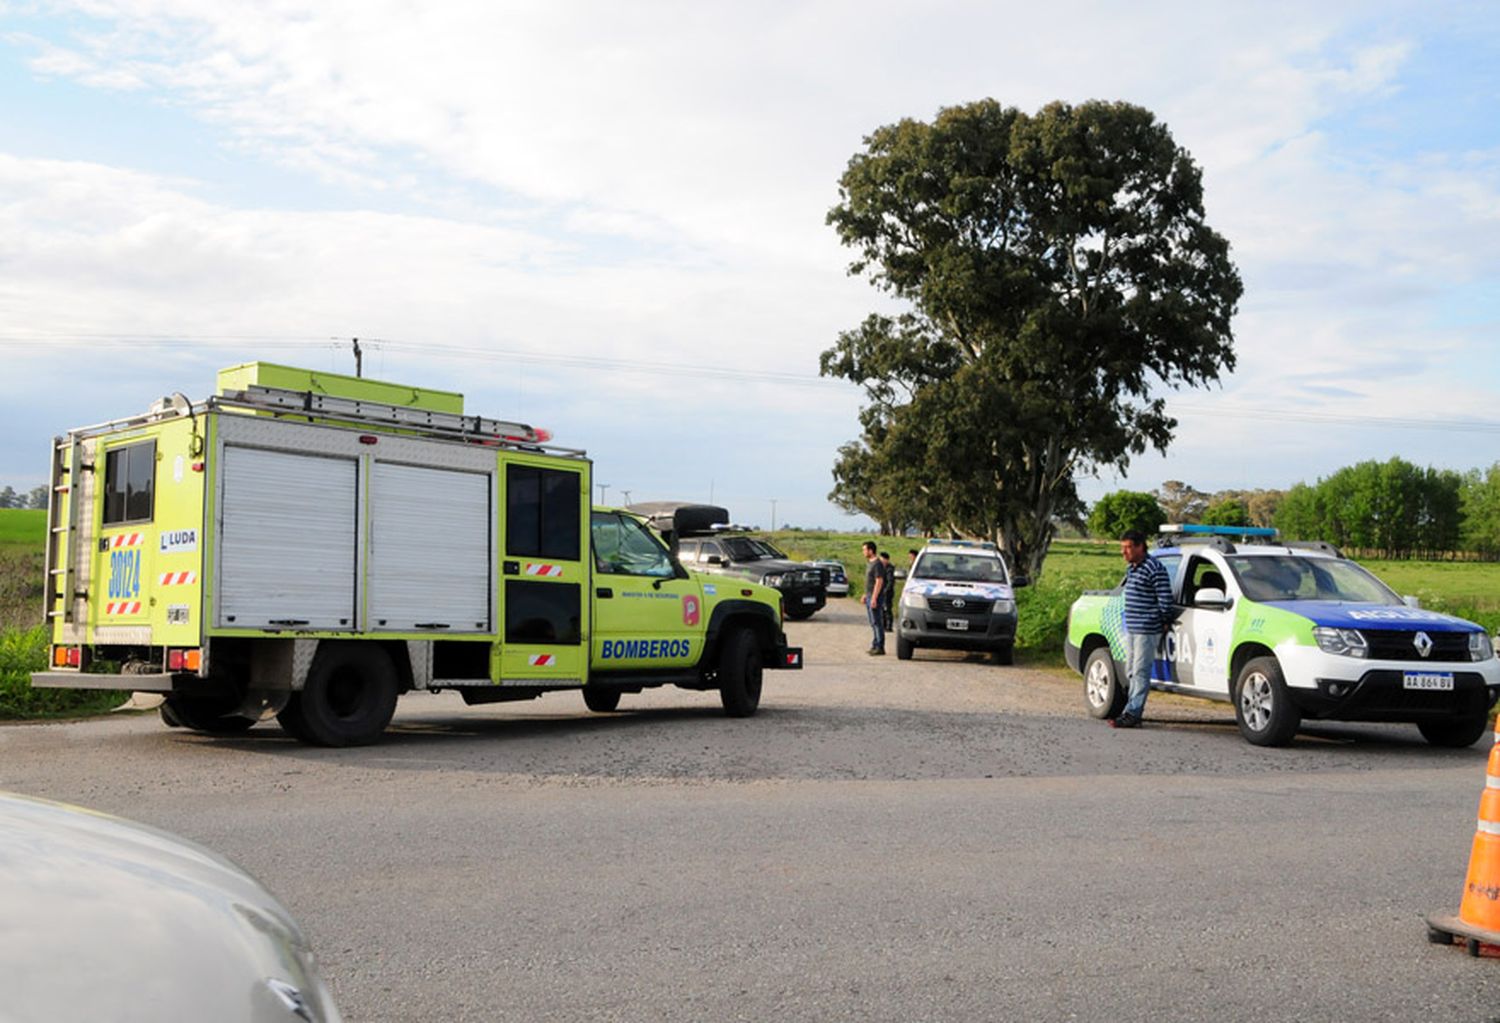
[
  {"xmin": 718, "ymin": 627, "xmax": 763, "ymax": 718},
  {"xmin": 291, "ymin": 645, "xmax": 399, "ymax": 747}
]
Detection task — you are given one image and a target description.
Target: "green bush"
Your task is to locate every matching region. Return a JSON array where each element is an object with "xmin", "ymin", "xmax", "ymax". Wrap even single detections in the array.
[
  {"xmin": 1014, "ymin": 547, "xmax": 1121, "ymax": 661},
  {"xmin": 0, "ymin": 625, "xmax": 123, "ymax": 720}
]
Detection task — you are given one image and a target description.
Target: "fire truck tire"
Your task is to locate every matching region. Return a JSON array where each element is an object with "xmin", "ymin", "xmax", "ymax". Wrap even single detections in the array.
[
  {"xmin": 275, "ymin": 693, "xmax": 316, "ymax": 742},
  {"xmin": 296, "ymin": 645, "xmax": 399, "ymax": 747},
  {"xmin": 582, "ymin": 686, "xmax": 622, "ymax": 713},
  {"xmin": 160, "ymin": 695, "xmax": 257, "ymax": 734},
  {"xmin": 718, "ymin": 627, "xmax": 763, "ymax": 718}
]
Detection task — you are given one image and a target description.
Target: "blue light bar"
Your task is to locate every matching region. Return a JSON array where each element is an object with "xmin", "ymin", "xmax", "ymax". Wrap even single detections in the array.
[{"xmin": 1159, "ymin": 524, "xmax": 1279, "ymax": 538}]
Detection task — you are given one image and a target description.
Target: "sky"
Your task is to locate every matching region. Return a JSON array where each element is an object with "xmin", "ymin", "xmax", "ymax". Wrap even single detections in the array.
[{"xmin": 1, "ymin": 1, "xmax": 1497, "ymax": 529}]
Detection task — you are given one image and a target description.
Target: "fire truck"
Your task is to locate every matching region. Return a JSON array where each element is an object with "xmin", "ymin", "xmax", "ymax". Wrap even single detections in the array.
[{"xmin": 32, "ymin": 363, "xmax": 801, "ymax": 746}]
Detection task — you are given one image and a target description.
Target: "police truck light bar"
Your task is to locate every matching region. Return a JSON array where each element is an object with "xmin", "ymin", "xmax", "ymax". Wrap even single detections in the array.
[{"xmin": 1159, "ymin": 524, "xmax": 1279, "ymax": 539}]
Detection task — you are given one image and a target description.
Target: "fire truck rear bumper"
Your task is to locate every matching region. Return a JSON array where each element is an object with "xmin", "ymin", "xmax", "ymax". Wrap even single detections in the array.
[{"xmin": 31, "ymin": 671, "xmax": 175, "ymax": 692}]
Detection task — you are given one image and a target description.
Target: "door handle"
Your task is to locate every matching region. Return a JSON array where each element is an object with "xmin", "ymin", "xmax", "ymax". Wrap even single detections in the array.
[{"xmin": 596, "ymin": 587, "xmax": 613, "ymax": 598}]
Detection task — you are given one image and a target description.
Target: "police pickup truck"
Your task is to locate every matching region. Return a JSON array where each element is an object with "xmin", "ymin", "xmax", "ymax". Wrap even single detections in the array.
[
  {"xmin": 898, "ymin": 539, "xmax": 1023, "ymax": 665},
  {"xmin": 1065, "ymin": 526, "xmax": 1500, "ymax": 746}
]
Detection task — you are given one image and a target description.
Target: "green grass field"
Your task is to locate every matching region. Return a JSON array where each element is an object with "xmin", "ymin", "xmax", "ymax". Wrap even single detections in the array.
[
  {"xmin": 0, "ymin": 509, "xmax": 46, "ymax": 634},
  {"xmin": 0, "ymin": 507, "xmax": 44, "ymax": 545}
]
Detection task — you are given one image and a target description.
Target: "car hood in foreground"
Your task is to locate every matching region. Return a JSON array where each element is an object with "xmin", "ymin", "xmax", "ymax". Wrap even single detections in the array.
[{"xmin": 0, "ymin": 791, "xmax": 340, "ymax": 1023}]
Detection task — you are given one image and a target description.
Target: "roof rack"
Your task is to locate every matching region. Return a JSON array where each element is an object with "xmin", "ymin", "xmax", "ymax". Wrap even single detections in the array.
[
  {"xmin": 1158, "ymin": 534, "xmax": 1237, "ymax": 554},
  {"xmin": 209, "ymin": 385, "xmax": 587, "ymax": 457},
  {"xmin": 1283, "ymin": 540, "xmax": 1344, "ymax": 558},
  {"xmin": 925, "ymin": 538, "xmax": 998, "ymax": 551}
]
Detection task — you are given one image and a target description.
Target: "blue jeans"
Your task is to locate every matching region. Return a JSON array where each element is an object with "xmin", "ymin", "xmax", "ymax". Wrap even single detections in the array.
[
  {"xmin": 1123, "ymin": 631, "xmax": 1160, "ymax": 718},
  {"xmin": 866, "ymin": 601, "xmax": 885, "ymax": 650}
]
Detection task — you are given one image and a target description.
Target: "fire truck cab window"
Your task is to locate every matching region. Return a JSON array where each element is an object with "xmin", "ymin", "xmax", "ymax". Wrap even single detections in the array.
[
  {"xmin": 505, "ymin": 464, "xmax": 581, "ymax": 561},
  {"xmin": 103, "ymin": 441, "xmax": 156, "ymax": 525}
]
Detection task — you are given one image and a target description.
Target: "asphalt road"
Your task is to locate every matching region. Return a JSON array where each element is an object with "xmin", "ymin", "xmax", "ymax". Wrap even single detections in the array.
[{"xmin": 4, "ymin": 600, "xmax": 1499, "ymax": 1022}]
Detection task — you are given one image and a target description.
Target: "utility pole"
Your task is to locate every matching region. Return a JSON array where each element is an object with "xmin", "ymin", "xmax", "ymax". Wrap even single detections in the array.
[
  {"xmin": 352, "ymin": 337, "xmax": 362, "ymax": 377},
  {"xmin": 769, "ymin": 498, "xmax": 778, "ymax": 532},
  {"xmin": 596, "ymin": 483, "xmax": 609, "ymax": 505},
  {"xmin": 620, "ymin": 489, "xmax": 633, "ymax": 506}
]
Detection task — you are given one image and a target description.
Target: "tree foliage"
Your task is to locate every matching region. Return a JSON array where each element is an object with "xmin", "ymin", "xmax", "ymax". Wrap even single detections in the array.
[
  {"xmin": 1087, "ymin": 491, "xmax": 1165, "ymax": 539},
  {"xmin": 822, "ymin": 99, "xmax": 1242, "ymax": 577},
  {"xmin": 1274, "ymin": 458, "xmax": 1463, "ymax": 557},
  {"xmin": 1200, "ymin": 497, "xmax": 1249, "ymax": 527},
  {"xmin": 1462, "ymin": 464, "xmax": 1500, "ymax": 558}
]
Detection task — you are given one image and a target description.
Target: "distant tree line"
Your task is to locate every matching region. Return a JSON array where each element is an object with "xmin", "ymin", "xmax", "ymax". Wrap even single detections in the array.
[
  {"xmin": 0, "ymin": 486, "xmax": 47, "ymax": 510},
  {"xmin": 1088, "ymin": 457, "xmax": 1500, "ymax": 560}
]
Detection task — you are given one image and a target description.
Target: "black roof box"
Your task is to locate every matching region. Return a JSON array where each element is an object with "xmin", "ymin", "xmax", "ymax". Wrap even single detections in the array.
[{"xmin": 626, "ymin": 502, "xmax": 730, "ymax": 538}]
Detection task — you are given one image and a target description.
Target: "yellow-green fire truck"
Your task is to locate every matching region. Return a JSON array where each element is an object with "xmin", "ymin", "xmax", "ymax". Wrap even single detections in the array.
[{"xmin": 32, "ymin": 363, "xmax": 801, "ymax": 746}]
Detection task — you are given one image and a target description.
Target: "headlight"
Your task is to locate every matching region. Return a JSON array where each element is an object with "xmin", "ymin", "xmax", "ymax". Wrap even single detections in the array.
[
  {"xmin": 901, "ymin": 591, "xmax": 926, "ymax": 610},
  {"xmin": 992, "ymin": 599, "xmax": 1015, "ymax": 615},
  {"xmin": 762, "ymin": 574, "xmax": 784, "ymax": 588},
  {"xmin": 1472, "ymin": 631, "xmax": 1496, "ymax": 662},
  {"xmin": 1313, "ymin": 627, "xmax": 1368, "ymax": 658}
]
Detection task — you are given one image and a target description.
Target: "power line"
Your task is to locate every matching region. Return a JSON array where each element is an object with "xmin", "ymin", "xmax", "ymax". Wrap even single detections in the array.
[{"xmin": 4, "ymin": 332, "xmax": 1498, "ymax": 432}]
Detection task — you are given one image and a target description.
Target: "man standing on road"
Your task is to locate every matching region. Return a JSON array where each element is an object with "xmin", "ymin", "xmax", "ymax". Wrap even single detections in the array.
[
  {"xmin": 879, "ymin": 551, "xmax": 896, "ymax": 632},
  {"xmin": 862, "ymin": 541, "xmax": 886, "ymax": 655},
  {"xmin": 1113, "ymin": 529, "xmax": 1174, "ymax": 729}
]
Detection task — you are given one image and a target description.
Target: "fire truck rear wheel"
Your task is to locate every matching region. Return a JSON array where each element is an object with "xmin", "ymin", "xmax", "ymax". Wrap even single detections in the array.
[
  {"xmin": 718, "ymin": 627, "xmax": 763, "ymax": 718},
  {"xmin": 159, "ymin": 695, "xmax": 257, "ymax": 734},
  {"xmin": 295, "ymin": 645, "xmax": 399, "ymax": 747},
  {"xmin": 275, "ymin": 693, "xmax": 316, "ymax": 742}
]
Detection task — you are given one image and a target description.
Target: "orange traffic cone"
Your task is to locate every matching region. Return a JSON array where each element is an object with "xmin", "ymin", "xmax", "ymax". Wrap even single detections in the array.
[{"xmin": 1428, "ymin": 722, "xmax": 1500, "ymax": 956}]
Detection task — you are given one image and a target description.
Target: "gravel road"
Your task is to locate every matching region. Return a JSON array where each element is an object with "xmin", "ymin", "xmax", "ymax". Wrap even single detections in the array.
[{"xmin": 3, "ymin": 600, "xmax": 1498, "ymax": 1021}]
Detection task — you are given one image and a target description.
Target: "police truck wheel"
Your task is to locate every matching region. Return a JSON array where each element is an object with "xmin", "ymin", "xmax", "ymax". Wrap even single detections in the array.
[
  {"xmin": 1417, "ymin": 713, "xmax": 1489, "ymax": 748},
  {"xmin": 582, "ymin": 687, "xmax": 622, "ymax": 713},
  {"xmin": 991, "ymin": 642, "xmax": 1014, "ymax": 666},
  {"xmin": 1234, "ymin": 657, "xmax": 1300, "ymax": 747},
  {"xmin": 718, "ymin": 628, "xmax": 763, "ymax": 718},
  {"xmin": 296, "ymin": 645, "xmax": 399, "ymax": 747},
  {"xmin": 1083, "ymin": 647, "xmax": 1126, "ymax": 720},
  {"xmin": 896, "ymin": 636, "xmax": 914, "ymax": 660},
  {"xmin": 784, "ymin": 607, "xmax": 815, "ymax": 621}
]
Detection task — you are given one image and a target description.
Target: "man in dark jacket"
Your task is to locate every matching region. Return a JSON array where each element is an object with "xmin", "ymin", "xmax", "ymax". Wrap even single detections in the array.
[{"xmin": 879, "ymin": 551, "xmax": 896, "ymax": 631}]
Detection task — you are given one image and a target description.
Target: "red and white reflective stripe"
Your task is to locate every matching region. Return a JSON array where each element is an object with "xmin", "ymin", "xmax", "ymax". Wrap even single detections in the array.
[
  {"xmin": 528, "ymin": 654, "xmax": 555, "ymax": 667},
  {"xmin": 109, "ymin": 533, "xmax": 144, "ymax": 548},
  {"xmin": 105, "ymin": 601, "xmax": 142, "ymax": 615},
  {"xmin": 157, "ymin": 572, "xmax": 199, "ymax": 586},
  {"xmin": 525, "ymin": 563, "xmax": 564, "ymax": 577}
]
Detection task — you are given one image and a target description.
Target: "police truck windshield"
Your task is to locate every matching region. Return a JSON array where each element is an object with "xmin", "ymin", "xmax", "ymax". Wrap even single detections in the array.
[
  {"xmin": 1228, "ymin": 556, "xmax": 1401, "ymax": 605},
  {"xmin": 913, "ymin": 553, "xmax": 1008, "ymax": 583}
]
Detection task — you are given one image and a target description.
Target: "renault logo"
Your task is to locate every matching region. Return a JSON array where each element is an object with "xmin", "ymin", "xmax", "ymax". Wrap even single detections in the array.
[
  {"xmin": 1414, "ymin": 631, "xmax": 1433, "ymax": 658},
  {"xmin": 952, "ymin": 598, "xmax": 966, "ymax": 609}
]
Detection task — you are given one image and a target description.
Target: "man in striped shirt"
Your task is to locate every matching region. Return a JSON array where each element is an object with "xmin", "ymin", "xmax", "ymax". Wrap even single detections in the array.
[{"xmin": 1112, "ymin": 529, "xmax": 1176, "ymax": 729}]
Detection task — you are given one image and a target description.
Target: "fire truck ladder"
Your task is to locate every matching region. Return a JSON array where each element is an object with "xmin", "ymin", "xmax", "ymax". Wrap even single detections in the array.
[
  {"xmin": 43, "ymin": 435, "xmax": 83, "ymax": 624},
  {"xmin": 211, "ymin": 385, "xmax": 586, "ymax": 456}
]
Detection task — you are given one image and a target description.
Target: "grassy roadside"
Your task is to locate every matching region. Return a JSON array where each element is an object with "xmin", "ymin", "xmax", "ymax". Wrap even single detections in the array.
[{"xmin": 0, "ymin": 510, "xmax": 123, "ymax": 718}]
